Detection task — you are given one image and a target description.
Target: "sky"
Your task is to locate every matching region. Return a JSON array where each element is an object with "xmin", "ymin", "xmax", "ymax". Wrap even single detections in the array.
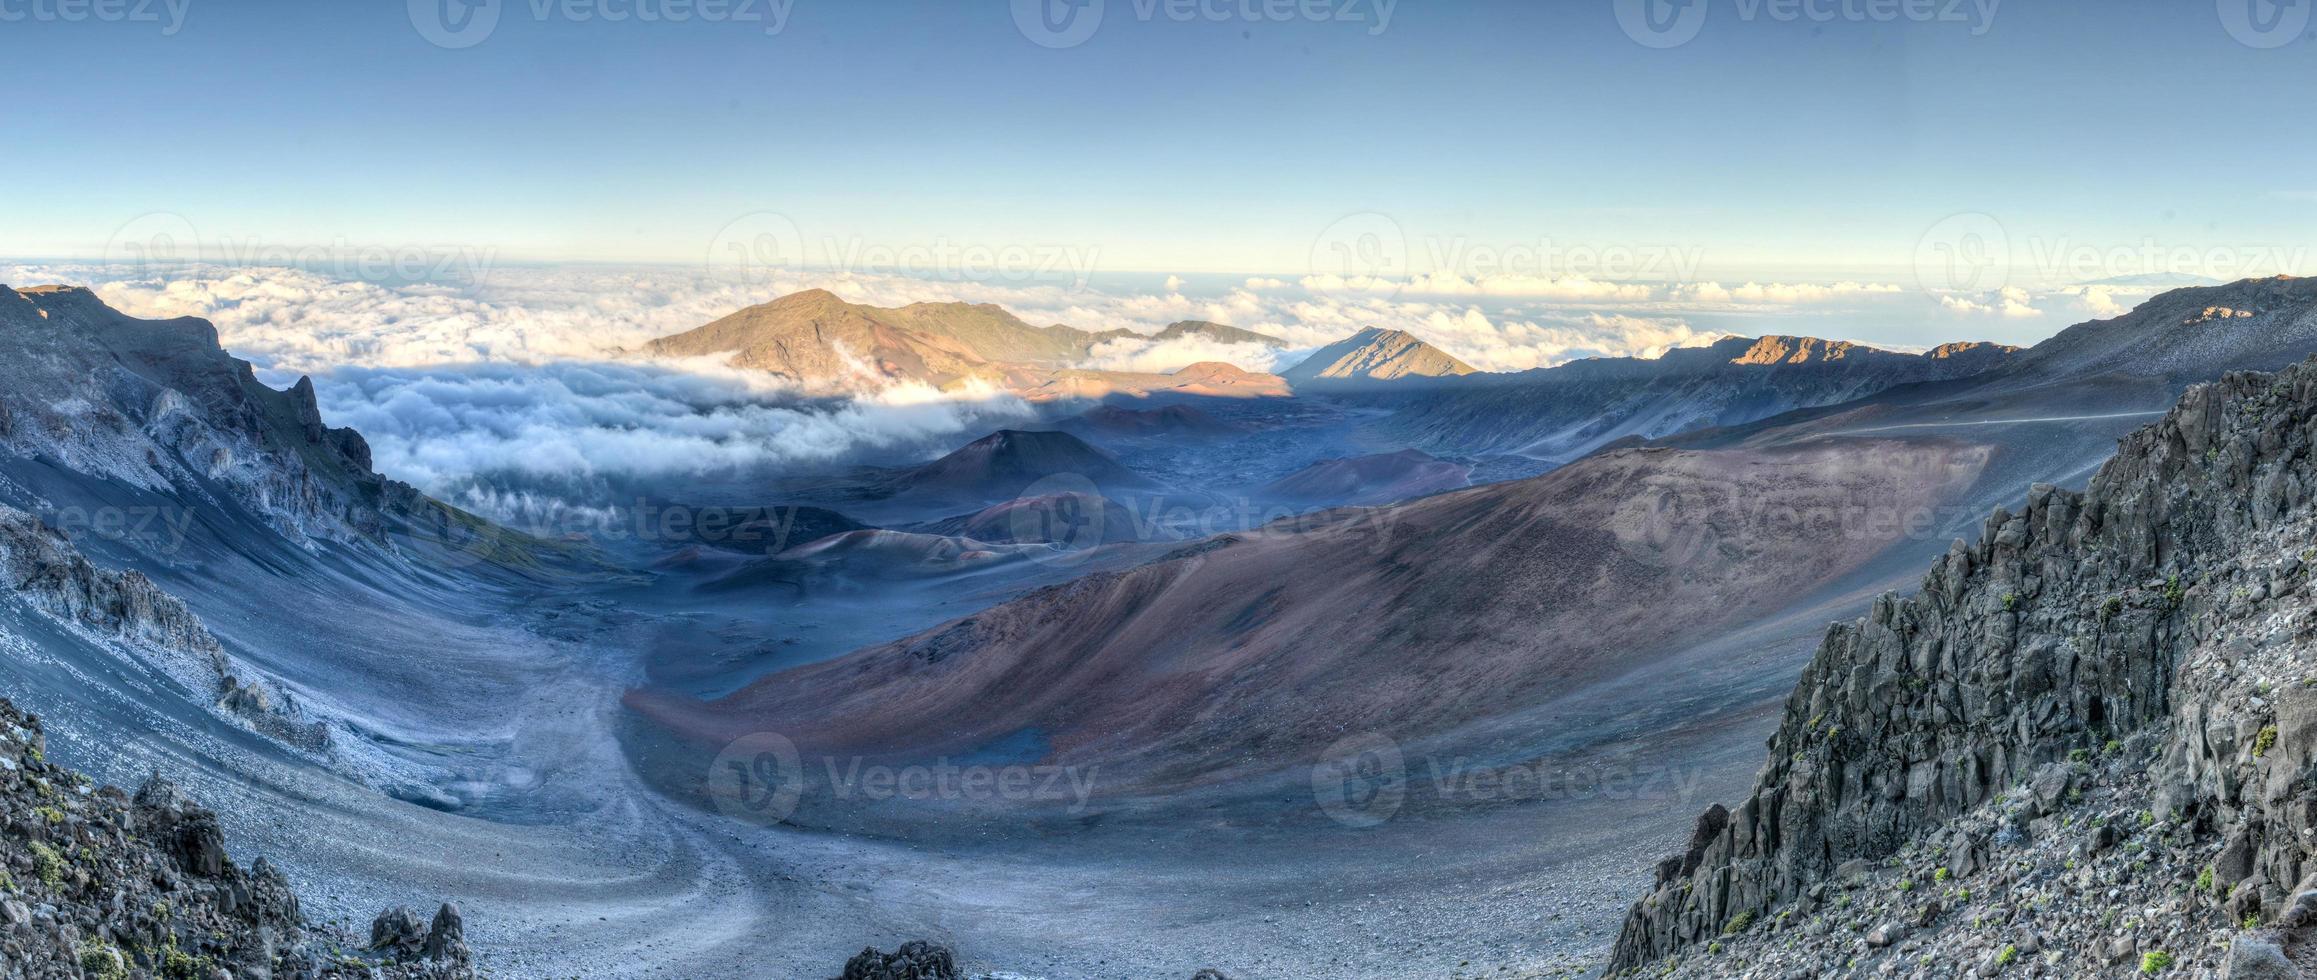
[
  {"xmin": 3, "ymin": 0, "xmax": 2311, "ymax": 281},
  {"xmin": 2, "ymin": 2, "xmax": 2314, "ymax": 500}
]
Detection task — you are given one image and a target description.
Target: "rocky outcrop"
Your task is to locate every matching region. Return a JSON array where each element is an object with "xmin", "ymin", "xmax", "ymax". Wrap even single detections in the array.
[
  {"xmin": 1609, "ymin": 356, "xmax": 2317, "ymax": 975},
  {"xmin": 0, "ymin": 284, "xmax": 401, "ymax": 548},
  {"xmin": 0, "ymin": 699, "xmax": 474, "ymax": 978},
  {"xmin": 837, "ymin": 941, "xmax": 960, "ymax": 980},
  {"xmin": 0, "ymin": 506, "xmax": 328, "ymax": 751}
]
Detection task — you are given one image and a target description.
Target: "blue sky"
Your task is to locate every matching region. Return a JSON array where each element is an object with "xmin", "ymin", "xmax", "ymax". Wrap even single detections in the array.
[{"xmin": 3, "ymin": 0, "xmax": 2312, "ymax": 282}]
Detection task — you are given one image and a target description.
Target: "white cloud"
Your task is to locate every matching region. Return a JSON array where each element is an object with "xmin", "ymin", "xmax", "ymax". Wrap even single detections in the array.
[
  {"xmin": 318, "ymin": 360, "xmax": 1030, "ymax": 497},
  {"xmin": 1079, "ymin": 336, "xmax": 1289, "ymax": 374},
  {"xmin": 1676, "ymin": 280, "xmax": 1902, "ymax": 305},
  {"xmin": 1398, "ymin": 272, "xmax": 1658, "ymax": 302},
  {"xmin": 2055, "ymin": 283, "xmax": 2159, "ymax": 318},
  {"xmin": 1938, "ymin": 285, "xmax": 2043, "ymax": 319},
  {"xmin": 1408, "ymin": 308, "xmax": 1728, "ymax": 372}
]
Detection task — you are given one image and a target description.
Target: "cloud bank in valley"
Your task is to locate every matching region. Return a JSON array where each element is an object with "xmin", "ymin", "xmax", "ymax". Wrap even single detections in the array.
[
  {"xmin": 0, "ymin": 259, "xmax": 2151, "ymax": 502},
  {"xmin": 317, "ymin": 360, "xmax": 1031, "ymax": 490}
]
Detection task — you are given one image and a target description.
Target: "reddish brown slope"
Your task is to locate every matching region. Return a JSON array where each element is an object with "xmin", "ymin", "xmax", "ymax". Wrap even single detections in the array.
[{"xmin": 630, "ymin": 440, "xmax": 1990, "ymax": 794}]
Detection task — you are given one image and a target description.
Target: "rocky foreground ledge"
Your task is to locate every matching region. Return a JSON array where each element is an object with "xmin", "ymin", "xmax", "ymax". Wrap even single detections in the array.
[
  {"xmin": 0, "ymin": 698, "xmax": 475, "ymax": 979},
  {"xmin": 1610, "ymin": 357, "xmax": 2317, "ymax": 976}
]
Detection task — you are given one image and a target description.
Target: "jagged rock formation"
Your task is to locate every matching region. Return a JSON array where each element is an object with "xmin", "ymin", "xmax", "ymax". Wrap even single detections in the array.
[
  {"xmin": 0, "ymin": 285, "xmax": 419, "ymax": 549},
  {"xmin": 0, "ymin": 699, "xmax": 473, "ymax": 978},
  {"xmin": 0, "ymin": 506, "xmax": 327, "ymax": 750},
  {"xmin": 1281, "ymin": 326, "xmax": 1477, "ymax": 387},
  {"xmin": 1609, "ymin": 355, "xmax": 2317, "ymax": 976}
]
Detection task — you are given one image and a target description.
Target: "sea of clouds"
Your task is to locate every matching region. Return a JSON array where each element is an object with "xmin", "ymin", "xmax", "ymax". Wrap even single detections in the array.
[{"xmin": 0, "ymin": 259, "xmax": 2162, "ymax": 518}]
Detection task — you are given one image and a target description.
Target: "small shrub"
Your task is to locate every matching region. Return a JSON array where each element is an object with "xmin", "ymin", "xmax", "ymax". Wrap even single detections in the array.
[
  {"xmin": 2255, "ymin": 726, "xmax": 2279, "ymax": 759},
  {"xmin": 78, "ymin": 941, "xmax": 128, "ymax": 980},
  {"xmin": 1997, "ymin": 945, "xmax": 2018, "ymax": 966},
  {"xmin": 29, "ymin": 841, "xmax": 65, "ymax": 888},
  {"xmin": 2198, "ymin": 866, "xmax": 2216, "ymax": 894},
  {"xmin": 2141, "ymin": 950, "xmax": 2175, "ymax": 974},
  {"xmin": 1933, "ymin": 868, "xmax": 1950, "ymax": 883},
  {"xmin": 160, "ymin": 944, "xmax": 208, "ymax": 980},
  {"xmin": 1723, "ymin": 910, "xmax": 1754, "ymax": 936}
]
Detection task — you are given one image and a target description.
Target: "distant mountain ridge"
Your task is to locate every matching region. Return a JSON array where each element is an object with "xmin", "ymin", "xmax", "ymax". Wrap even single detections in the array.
[
  {"xmin": 646, "ymin": 288, "xmax": 1105, "ymax": 391},
  {"xmin": 1282, "ymin": 326, "xmax": 1478, "ymax": 388},
  {"xmin": 1361, "ymin": 333, "xmax": 2020, "ymax": 460},
  {"xmin": 646, "ymin": 290, "xmax": 1290, "ymax": 395},
  {"xmin": 1151, "ymin": 320, "xmax": 1282, "ymax": 346}
]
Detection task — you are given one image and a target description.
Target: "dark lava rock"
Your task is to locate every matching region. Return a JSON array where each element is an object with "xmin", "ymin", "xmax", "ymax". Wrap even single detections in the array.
[
  {"xmin": 838, "ymin": 940, "xmax": 960, "ymax": 980},
  {"xmin": 0, "ymin": 697, "xmax": 478, "ymax": 978}
]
